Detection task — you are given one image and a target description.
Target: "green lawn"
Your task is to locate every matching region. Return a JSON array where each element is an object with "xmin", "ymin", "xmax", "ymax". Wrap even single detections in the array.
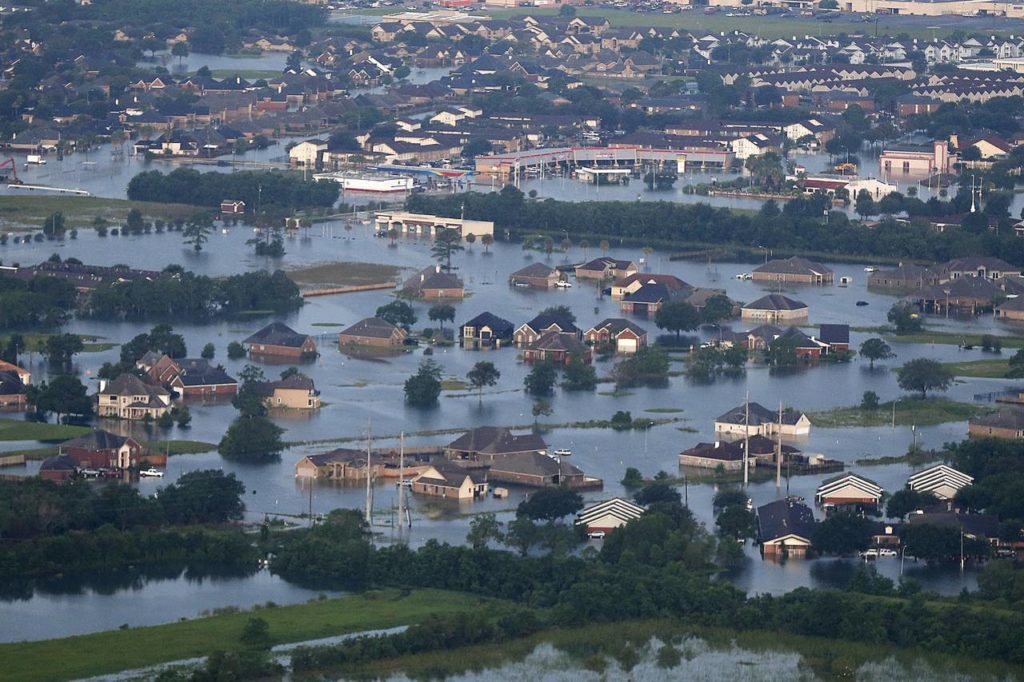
[
  {"xmin": 0, "ymin": 196, "xmax": 197, "ymax": 231},
  {"xmin": 0, "ymin": 333, "xmax": 116, "ymax": 353},
  {"xmin": 0, "ymin": 418, "xmax": 90, "ymax": 442},
  {"xmin": 0, "ymin": 588, "xmax": 492, "ymax": 682},
  {"xmin": 884, "ymin": 331, "xmax": 1024, "ymax": 349},
  {"xmin": 147, "ymin": 440, "xmax": 218, "ymax": 455},
  {"xmin": 940, "ymin": 358, "xmax": 1012, "ymax": 379},
  {"xmin": 808, "ymin": 399, "xmax": 985, "ymax": 428}
]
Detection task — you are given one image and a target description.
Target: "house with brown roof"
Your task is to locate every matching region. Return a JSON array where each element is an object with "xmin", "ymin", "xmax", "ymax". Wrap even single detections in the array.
[
  {"xmin": 97, "ymin": 374, "xmax": 172, "ymax": 421},
  {"xmin": 514, "ymin": 312, "xmax": 581, "ymax": 346},
  {"xmin": 61, "ymin": 430, "xmax": 146, "ymax": 470},
  {"xmin": 584, "ymin": 318, "xmax": 648, "ymax": 354},
  {"xmin": 39, "ymin": 454, "xmax": 78, "ymax": 482},
  {"xmin": 0, "ymin": 360, "xmax": 30, "ymax": 386},
  {"xmin": 969, "ymin": 409, "xmax": 1024, "ymax": 440},
  {"xmin": 295, "ymin": 448, "xmax": 385, "ymax": 480},
  {"xmin": 446, "ymin": 426, "xmax": 548, "ymax": 462},
  {"xmin": 610, "ymin": 273, "xmax": 690, "ymax": 299},
  {"xmin": 523, "ymin": 330, "xmax": 592, "ymax": 365},
  {"xmin": 411, "ymin": 462, "xmax": 488, "ymax": 500},
  {"xmin": 488, "ymin": 451, "xmax": 590, "ymax": 489},
  {"xmin": 403, "ymin": 264, "xmax": 465, "ymax": 299},
  {"xmin": 741, "ymin": 294, "xmax": 809, "ymax": 323},
  {"xmin": 575, "ymin": 256, "xmax": 638, "ymax": 280},
  {"xmin": 256, "ymin": 376, "xmax": 321, "ymax": 410},
  {"xmin": 138, "ymin": 353, "xmax": 237, "ymax": 398},
  {"xmin": 509, "ymin": 262, "xmax": 560, "ymax": 288},
  {"xmin": 339, "ymin": 317, "xmax": 408, "ymax": 348},
  {"xmin": 752, "ymin": 257, "xmax": 834, "ymax": 285},
  {"xmin": 679, "ymin": 441, "xmax": 746, "ymax": 471},
  {"xmin": 0, "ymin": 370, "xmax": 27, "ymax": 409},
  {"xmin": 995, "ymin": 297, "xmax": 1024, "ymax": 321},
  {"xmin": 243, "ymin": 322, "xmax": 317, "ymax": 359}
]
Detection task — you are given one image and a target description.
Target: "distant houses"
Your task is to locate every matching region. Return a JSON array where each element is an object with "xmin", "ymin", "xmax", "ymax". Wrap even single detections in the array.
[
  {"xmin": 575, "ymin": 257, "xmax": 638, "ymax": 281},
  {"xmin": 752, "ymin": 257, "xmax": 834, "ymax": 285},
  {"xmin": 509, "ymin": 262, "xmax": 560, "ymax": 289},
  {"xmin": 968, "ymin": 409, "xmax": 1024, "ymax": 440},
  {"xmin": 740, "ymin": 294, "xmax": 808, "ymax": 323},
  {"xmin": 244, "ymin": 322, "xmax": 317, "ymax": 360}
]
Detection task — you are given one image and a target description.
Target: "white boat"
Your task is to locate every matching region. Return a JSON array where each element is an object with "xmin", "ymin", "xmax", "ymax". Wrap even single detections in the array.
[
  {"xmin": 864, "ymin": 266, "xmax": 878, "ymax": 273},
  {"xmin": 312, "ymin": 171, "xmax": 414, "ymax": 193}
]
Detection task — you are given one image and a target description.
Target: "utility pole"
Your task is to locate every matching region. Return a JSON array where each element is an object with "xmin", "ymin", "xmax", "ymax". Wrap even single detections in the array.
[
  {"xmin": 397, "ymin": 432, "xmax": 410, "ymax": 529},
  {"xmin": 365, "ymin": 420, "xmax": 374, "ymax": 526},
  {"xmin": 775, "ymin": 401, "xmax": 783, "ymax": 490},
  {"xmin": 743, "ymin": 391, "xmax": 750, "ymax": 488}
]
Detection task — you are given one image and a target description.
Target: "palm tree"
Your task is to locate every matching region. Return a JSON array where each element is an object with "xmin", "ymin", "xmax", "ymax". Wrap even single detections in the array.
[
  {"xmin": 580, "ymin": 239, "xmax": 590, "ymax": 260},
  {"xmin": 599, "ymin": 239, "xmax": 610, "ymax": 256},
  {"xmin": 465, "ymin": 232, "xmax": 476, "ymax": 251},
  {"xmin": 481, "ymin": 233, "xmax": 494, "ymax": 253}
]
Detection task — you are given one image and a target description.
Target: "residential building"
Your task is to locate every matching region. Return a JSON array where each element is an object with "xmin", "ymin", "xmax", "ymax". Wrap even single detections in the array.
[
  {"xmin": 411, "ymin": 462, "xmax": 488, "ymax": 500},
  {"xmin": 740, "ymin": 294, "xmax": 809, "ymax": 323},
  {"xmin": 256, "ymin": 376, "xmax": 321, "ymax": 410},
  {"xmin": 97, "ymin": 374, "xmax": 172, "ymax": 421},
  {"xmin": 289, "ymin": 139, "xmax": 327, "ymax": 168},
  {"xmin": 575, "ymin": 257, "xmax": 638, "ymax": 280},
  {"xmin": 678, "ymin": 441, "xmax": 746, "ymax": 471},
  {"xmin": 996, "ymin": 297, "xmax": 1024, "ymax": 321},
  {"xmin": 752, "ymin": 257, "xmax": 834, "ymax": 285},
  {"xmin": 868, "ymin": 263, "xmax": 941, "ymax": 291},
  {"xmin": 610, "ymin": 273, "xmax": 689, "ymax": 299},
  {"xmin": 815, "ymin": 472, "xmax": 884, "ymax": 508},
  {"xmin": 447, "ymin": 426, "xmax": 547, "ymax": 462},
  {"xmin": 402, "ymin": 265, "xmax": 465, "ymax": 299},
  {"xmin": 522, "ymin": 330, "xmax": 593, "ymax": 365},
  {"xmin": 243, "ymin": 322, "xmax": 318, "ymax": 359},
  {"xmin": 907, "ymin": 464, "xmax": 973, "ymax": 501},
  {"xmin": 575, "ymin": 498, "xmax": 645, "ymax": 534},
  {"xmin": 907, "ymin": 511, "xmax": 1000, "ymax": 547},
  {"xmin": 818, "ymin": 324, "xmax": 850, "ymax": 352},
  {"xmin": 969, "ymin": 409, "xmax": 1024, "ymax": 440},
  {"xmin": 619, "ymin": 281, "xmax": 680, "ymax": 316},
  {"xmin": 487, "ymin": 451, "xmax": 589, "ymax": 489},
  {"xmin": 460, "ymin": 312, "xmax": 514, "ymax": 349},
  {"xmin": 715, "ymin": 401, "xmax": 811, "ymax": 437},
  {"xmin": 39, "ymin": 454, "xmax": 78, "ymax": 482},
  {"xmin": 61, "ymin": 430, "xmax": 145, "ymax": 470},
  {"xmin": 941, "ymin": 257, "xmax": 1021, "ymax": 281},
  {"xmin": 0, "ymin": 370, "xmax": 27, "ymax": 409},
  {"xmin": 295, "ymin": 448, "xmax": 385, "ymax": 480},
  {"xmin": 772, "ymin": 326, "xmax": 828, "ymax": 360},
  {"xmin": 514, "ymin": 313, "xmax": 581, "ymax": 346},
  {"xmin": 0, "ymin": 360, "xmax": 30, "ymax": 386},
  {"xmin": 757, "ymin": 497, "xmax": 817, "ymax": 558},
  {"xmin": 879, "ymin": 141, "xmax": 951, "ymax": 177},
  {"xmin": 509, "ymin": 262, "xmax": 560, "ymax": 288},
  {"xmin": 165, "ymin": 358, "xmax": 237, "ymax": 398},
  {"xmin": 584, "ymin": 318, "xmax": 648, "ymax": 354},
  {"xmin": 339, "ymin": 317, "xmax": 408, "ymax": 348},
  {"xmin": 220, "ymin": 199, "xmax": 246, "ymax": 215}
]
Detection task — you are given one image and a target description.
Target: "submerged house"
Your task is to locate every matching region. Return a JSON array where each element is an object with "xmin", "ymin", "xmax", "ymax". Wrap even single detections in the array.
[
  {"xmin": 757, "ymin": 497, "xmax": 817, "ymax": 558},
  {"xmin": 243, "ymin": 322, "xmax": 318, "ymax": 359}
]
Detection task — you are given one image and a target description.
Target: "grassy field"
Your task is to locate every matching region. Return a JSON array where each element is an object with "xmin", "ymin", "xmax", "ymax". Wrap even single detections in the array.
[
  {"xmin": 0, "ymin": 196, "xmax": 196, "ymax": 231},
  {"xmin": 148, "ymin": 440, "xmax": 218, "ymax": 455},
  {"xmin": 884, "ymin": 331, "xmax": 1024, "ymax": 349},
  {"xmin": 286, "ymin": 261, "xmax": 399, "ymax": 288},
  {"xmin": 0, "ymin": 588, "xmax": 492, "ymax": 682},
  {"xmin": 0, "ymin": 333, "xmax": 115, "ymax": 354},
  {"xmin": 941, "ymin": 358, "xmax": 1012, "ymax": 378},
  {"xmin": 0, "ymin": 418, "xmax": 90, "ymax": 442},
  {"xmin": 808, "ymin": 398, "xmax": 985, "ymax": 428}
]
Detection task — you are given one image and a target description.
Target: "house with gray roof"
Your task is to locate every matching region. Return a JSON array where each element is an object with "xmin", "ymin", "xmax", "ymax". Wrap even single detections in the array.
[{"xmin": 753, "ymin": 257, "xmax": 834, "ymax": 285}]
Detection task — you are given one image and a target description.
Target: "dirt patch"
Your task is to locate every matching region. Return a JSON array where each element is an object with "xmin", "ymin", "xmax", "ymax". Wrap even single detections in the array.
[{"xmin": 286, "ymin": 261, "xmax": 399, "ymax": 288}]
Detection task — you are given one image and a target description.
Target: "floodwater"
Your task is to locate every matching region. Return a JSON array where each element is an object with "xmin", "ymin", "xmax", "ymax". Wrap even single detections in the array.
[{"xmin": 1, "ymin": 217, "xmax": 1016, "ymax": 641}]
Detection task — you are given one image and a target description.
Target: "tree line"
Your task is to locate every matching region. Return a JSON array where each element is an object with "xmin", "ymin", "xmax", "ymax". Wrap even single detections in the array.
[
  {"xmin": 408, "ymin": 187, "xmax": 1024, "ymax": 266},
  {"xmin": 127, "ymin": 169, "xmax": 339, "ymax": 211}
]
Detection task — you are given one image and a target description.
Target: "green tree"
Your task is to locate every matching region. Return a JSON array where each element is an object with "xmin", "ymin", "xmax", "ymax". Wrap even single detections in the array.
[
  {"xmin": 886, "ymin": 489, "xmax": 938, "ymax": 519},
  {"xmin": 621, "ymin": 467, "xmax": 644, "ymax": 489},
  {"xmin": 466, "ymin": 361, "xmax": 500, "ymax": 402},
  {"xmin": 888, "ymin": 303, "xmax": 923, "ymax": 335},
  {"xmin": 227, "ymin": 341, "xmax": 246, "ymax": 359},
  {"xmin": 184, "ymin": 211, "xmax": 214, "ymax": 251},
  {"xmin": 201, "ymin": 343, "xmax": 215, "ymax": 360},
  {"xmin": 41, "ymin": 212, "xmax": 66, "ymax": 239},
  {"xmin": 716, "ymin": 505, "xmax": 757, "ymax": 540},
  {"xmin": 504, "ymin": 516, "xmax": 541, "ymax": 556},
  {"xmin": 1006, "ymin": 349, "xmax": 1024, "ymax": 378},
  {"xmin": 233, "ymin": 364, "xmax": 268, "ymax": 417},
  {"xmin": 537, "ymin": 305, "xmax": 576, "ymax": 324},
  {"xmin": 431, "ymin": 229, "xmax": 464, "ymax": 272},
  {"xmin": 159, "ymin": 469, "xmax": 246, "ymax": 523},
  {"xmin": 654, "ymin": 300, "xmax": 700, "ymax": 340},
  {"xmin": 376, "ymin": 300, "xmax": 417, "ymax": 328},
  {"xmin": 27, "ymin": 374, "xmax": 94, "ymax": 422},
  {"xmin": 860, "ymin": 390, "xmax": 880, "ymax": 410},
  {"xmin": 524, "ymin": 361, "xmax": 558, "ymax": 396},
  {"xmin": 467, "ymin": 513, "xmax": 503, "ymax": 549},
  {"xmin": 767, "ymin": 337, "xmax": 799, "ymax": 367},
  {"xmin": 517, "ymin": 488, "xmax": 583, "ymax": 522},
  {"xmin": 44, "ymin": 333, "xmax": 84, "ymax": 369},
  {"xmin": 171, "ymin": 41, "xmax": 190, "ymax": 64},
  {"xmin": 404, "ymin": 359, "xmax": 442, "ymax": 407},
  {"xmin": 634, "ymin": 482, "xmax": 681, "ymax": 506},
  {"xmin": 561, "ymin": 354, "xmax": 597, "ymax": 391},
  {"xmin": 218, "ymin": 414, "xmax": 285, "ymax": 464},
  {"xmin": 126, "ymin": 208, "xmax": 144, "ymax": 234},
  {"xmin": 428, "ymin": 303, "xmax": 456, "ymax": 331},
  {"xmin": 897, "ymin": 358, "xmax": 953, "ymax": 398},
  {"xmin": 481, "ymin": 233, "xmax": 494, "ymax": 253},
  {"xmin": 559, "ymin": 3, "xmax": 576, "ymax": 16},
  {"xmin": 814, "ymin": 512, "xmax": 873, "ymax": 555},
  {"xmin": 240, "ymin": 617, "xmax": 271, "ymax": 649},
  {"xmin": 700, "ymin": 295, "xmax": 734, "ymax": 325},
  {"xmin": 531, "ymin": 400, "xmax": 553, "ymax": 424},
  {"xmin": 859, "ymin": 337, "xmax": 895, "ymax": 368}
]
